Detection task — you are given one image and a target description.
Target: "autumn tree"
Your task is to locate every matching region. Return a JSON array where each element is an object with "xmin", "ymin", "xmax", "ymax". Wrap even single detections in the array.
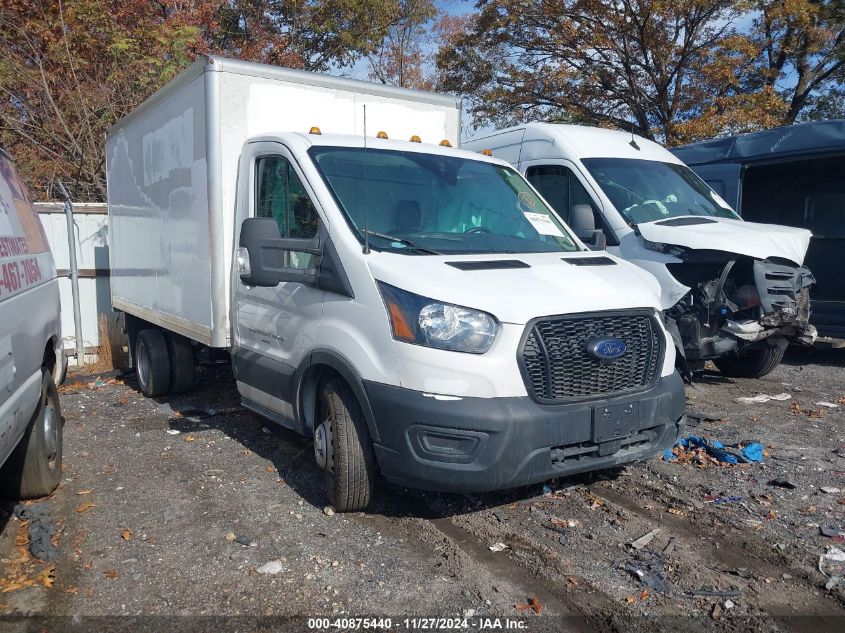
[
  {"xmin": 436, "ymin": 0, "xmax": 844, "ymax": 144},
  {"xmin": 0, "ymin": 0, "xmax": 410, "ymax": 200},
  {"xmin": 0, "ymin": 0, "xmax": 210, "ymax": 200},
  {"xmin": 367, "ymin": 0, "xmax": 437, "ymax": 89},
  {"xmin": 754, "ymin": 0, "xmax": 845, "ymax": 122}
]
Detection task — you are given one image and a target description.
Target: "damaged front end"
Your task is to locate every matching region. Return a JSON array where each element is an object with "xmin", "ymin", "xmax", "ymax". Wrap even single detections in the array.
[{"xmin": 646, "ymin": 240, "xmax": 816, "ymax": 375}]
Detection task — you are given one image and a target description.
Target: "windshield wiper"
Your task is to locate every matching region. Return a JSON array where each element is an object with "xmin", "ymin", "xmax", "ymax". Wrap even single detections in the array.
[{"xmin": 361, "ymin": 230, "xmax": 443, "ymax": 255}]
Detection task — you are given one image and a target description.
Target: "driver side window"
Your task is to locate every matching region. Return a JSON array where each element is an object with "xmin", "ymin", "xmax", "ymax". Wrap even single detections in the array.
[
  {"xmin": 255, "ymin": 156, "xmax": 318, "ymax": 269},
  {"xmin": 526, "ymin": 165, "xmax": 614, "ymax": 245}
]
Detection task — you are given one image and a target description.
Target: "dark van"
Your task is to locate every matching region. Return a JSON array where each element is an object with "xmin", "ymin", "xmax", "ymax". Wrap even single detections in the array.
[{"xmin": 672, "ymin": 120, "xmax": 845, "ymax": 342}]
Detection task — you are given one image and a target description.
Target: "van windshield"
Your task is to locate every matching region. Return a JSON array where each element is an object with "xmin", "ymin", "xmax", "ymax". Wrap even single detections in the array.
[
  {"xmin": 581, "ymin": 158, "xmax": 740, "ymax": 225},
  {"xmin": 308, "ymin": 147, "xmax": 579, "ymax": 255}
]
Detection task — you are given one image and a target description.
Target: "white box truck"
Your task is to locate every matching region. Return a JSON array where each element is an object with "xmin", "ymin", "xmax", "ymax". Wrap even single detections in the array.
[
  {"xmin": 465, "ymin": 124, "xmax": 816, "ymax": 378},
  {"xmin": 107, "ymin": 57, "xmax": 685, "ymax": 511}
]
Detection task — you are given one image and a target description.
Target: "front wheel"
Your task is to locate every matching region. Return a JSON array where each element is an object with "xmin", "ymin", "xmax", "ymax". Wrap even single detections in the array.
[
  {"xmin": 1, "ymin": 369, "xmax": 63, "ymax": 499},
  {"xmin": 314, "ymin": 378, "xmax": 375, "ymax": 512},
  {"xmin": 714, "ymin": 345, "xmax": 786, "ymax": 378}
]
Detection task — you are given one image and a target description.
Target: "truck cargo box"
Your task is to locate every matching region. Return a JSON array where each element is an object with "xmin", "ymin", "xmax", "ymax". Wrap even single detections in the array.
[{"xmin": 106, "ymin": 55, "xmax": 461, "ymax": 347}]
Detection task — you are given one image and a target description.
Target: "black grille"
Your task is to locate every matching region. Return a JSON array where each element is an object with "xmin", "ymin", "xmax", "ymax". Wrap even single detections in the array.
[{"xmin": 521, "ymin": 312, "xmax": 663, "ymax": 402}]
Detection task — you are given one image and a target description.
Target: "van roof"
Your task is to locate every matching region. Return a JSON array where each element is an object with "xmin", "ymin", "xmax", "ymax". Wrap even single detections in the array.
[
  {"xmin": 671, "ymin": 119, "xmax": 845, "ymax": 166},
  {"xmin": 466, "ymin": 122, "xmax": 680, "ymax": 163}
]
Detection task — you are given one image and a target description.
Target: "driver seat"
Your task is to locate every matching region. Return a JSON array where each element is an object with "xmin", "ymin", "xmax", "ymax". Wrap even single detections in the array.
[{"xmin": 392, "ymin": 200, "xmax": 421, "ymax": 233}]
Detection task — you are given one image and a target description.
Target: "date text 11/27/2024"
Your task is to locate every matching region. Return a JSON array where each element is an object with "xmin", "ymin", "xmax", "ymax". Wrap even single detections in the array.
[{"xmin": 307, "ymin": 618, "xmax": 529, "ymax": 630}]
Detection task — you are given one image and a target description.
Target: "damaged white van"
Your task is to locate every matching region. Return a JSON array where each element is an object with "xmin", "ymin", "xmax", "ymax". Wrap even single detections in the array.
[
  {"xmin": 107, "ymin": 57, "xmax": 685, "ymax": 511},
  {"xmin": 465, "ymin": 124, "xmax": 816, "ymax": 377}
]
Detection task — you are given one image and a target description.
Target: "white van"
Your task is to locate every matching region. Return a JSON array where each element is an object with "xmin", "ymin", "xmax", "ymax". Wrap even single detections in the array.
[
  {"xmin": 465, "ymin": 124, "xmax": 816, "ymax": 378},
  {"xmin": 0, "ymin": 147, "xmax": 64, "ymax": 499},
  {"xmin": 107, "ymin": 58, "xmax": 685, "ymax": 511}
]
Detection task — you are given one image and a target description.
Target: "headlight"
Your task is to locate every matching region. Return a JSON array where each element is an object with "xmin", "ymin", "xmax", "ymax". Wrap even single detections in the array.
[{"xmin": 377, "ymin": 282, "xmax": 498, "ymax": 354}]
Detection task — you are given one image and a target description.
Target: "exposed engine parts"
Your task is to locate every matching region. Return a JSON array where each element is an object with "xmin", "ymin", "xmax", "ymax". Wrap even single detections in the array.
[{"xmin": 663, "ymin": 249, "xmax": 815, "ymax": 378}]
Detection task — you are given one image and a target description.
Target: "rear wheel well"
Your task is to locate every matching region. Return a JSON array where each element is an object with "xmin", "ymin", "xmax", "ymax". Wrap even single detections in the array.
[{"xmin": 42, "ymin": 340, "xmax": 56, "ymax": 374}]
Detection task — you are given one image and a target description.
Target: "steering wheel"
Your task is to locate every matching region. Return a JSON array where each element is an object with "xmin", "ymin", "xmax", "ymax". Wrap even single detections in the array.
[{"xmin": 465, "ymin": 226, "xmax": 491, "ymax": 234}]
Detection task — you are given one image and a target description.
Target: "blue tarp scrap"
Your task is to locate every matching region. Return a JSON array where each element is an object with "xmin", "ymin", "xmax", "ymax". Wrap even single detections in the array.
[{"xmin": 663, "ymin": 435, "xmax": 764, "ymax": 464}]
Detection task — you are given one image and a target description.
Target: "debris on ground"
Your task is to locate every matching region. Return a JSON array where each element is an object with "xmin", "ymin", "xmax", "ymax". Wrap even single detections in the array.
[
  {"xmin": 819, "ymin": 526, "xmax": 845, "ymax": 540},
  {"xmin": 767, "ymin": 477, "xmax": 797, "ymax": 489},
  {"xmin": 690, "ymin": 587, "xmax": 742, "ymax": 598},
  {"xmin": 234, "ymin": 534, "xmax": 256, "ymax": 547},
  {"xmin": 814, "ymin": 401, "xmax": 840, "ymax": 409},
  {"xmin": 630, "ymin": 528, "xmax": 660, "ymax": 551},
  {"xmin": 711, "ymin": 603, "xmax": 722, "ymax": 620},
  {"xmin": 819, "ymin": 545, "xmax": 845, "ymax": 577},
  {"xmin": 624, "ymin": 553, "xmax": 668, "ymax": 593},
  {"xmin": 13, "ymin": 504, "xmax": 59, "ymax": 563},
  {"xmin": 820, "ymin": 486, "xmax": 841, "ymax": 494},
  {"xmin": 703, "ymin": 495, "xmax": 743, "ymax": 504},
  {"xmin": 256, "ymin": 560, "xmax": 284, "ymax": 575},
  {"xmin": 734, "ymin": 393, "xmax": 791, "ymax": 404},
  {"xmin": 514, "ymin": 596, "xmax": 542, "ymax": 614},
  {"xmin": 323, "ymin": 506, "xmax": 335, "ymax": 517},
  {"xmin": 488, "ymin": 542, "xmax": 508, "ymax": 552},
  {"xmin": 664, "ymin": 436, "xmax": 763, "ymax": 465}
]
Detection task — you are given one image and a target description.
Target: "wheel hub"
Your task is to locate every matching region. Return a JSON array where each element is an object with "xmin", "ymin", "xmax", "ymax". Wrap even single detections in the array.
[
  {"xmin": 43, "ymin": 398, "xmax": 58, "ymax": 467},
  {"xmin": 137, "ymin": 342, "xmax": 149, "ymax": 386},
  {"xmin": 314, "ymin": 420, "xmax": 333, "ymax": 471}
]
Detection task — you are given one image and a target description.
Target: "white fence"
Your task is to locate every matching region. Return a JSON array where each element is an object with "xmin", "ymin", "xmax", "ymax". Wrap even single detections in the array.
[{"xmin": 35, "ymin": 202, "xmax": 110, "ymax": 354}]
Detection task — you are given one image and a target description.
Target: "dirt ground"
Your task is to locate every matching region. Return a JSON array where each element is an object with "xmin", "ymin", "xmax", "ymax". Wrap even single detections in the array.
[{"xmin": 1, "ymin": 348, "xmax": 844, "ymax": 632}]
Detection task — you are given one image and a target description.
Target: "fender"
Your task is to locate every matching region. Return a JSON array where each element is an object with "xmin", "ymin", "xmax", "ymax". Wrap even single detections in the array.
[{"xmin": 293, "ymin": 349, "xmax": 381, "ymax": 443}]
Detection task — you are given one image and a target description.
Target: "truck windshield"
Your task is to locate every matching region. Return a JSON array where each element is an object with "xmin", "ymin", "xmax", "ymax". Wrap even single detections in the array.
[
  {"xmin": 581, "ymin": 158, "xmax": 740, "ymax": 225},
  {"xmin": 308, "ymin": 147, "xmax": 579, "ymax": 255}
]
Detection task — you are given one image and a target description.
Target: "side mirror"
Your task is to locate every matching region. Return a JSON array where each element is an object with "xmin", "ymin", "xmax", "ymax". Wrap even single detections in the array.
[
  {"xmin": 238, "ymin": 217, "xmax": 320, "ymax": 287},
  {"xmin": 580, "ymin": 229, "xmax": 607, "ymax": 251},
  {"xmin": 570, "ymin": 204, "xmax": 607, "ymax": 251}
]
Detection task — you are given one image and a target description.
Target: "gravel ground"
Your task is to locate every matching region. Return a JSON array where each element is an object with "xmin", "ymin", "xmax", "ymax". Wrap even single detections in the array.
[{"xmin": 1, "ymin": 348, "xmax": 844, "ymax": 631}]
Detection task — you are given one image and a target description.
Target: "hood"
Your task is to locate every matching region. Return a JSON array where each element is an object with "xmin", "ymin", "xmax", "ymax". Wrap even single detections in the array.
[
  {"xmin": 636, "ymin": 216, "xmax": 811, "ymax": 266},
  {"xmin": 367, "ymin": 251, "xmax": 662, "ymax": 325}
]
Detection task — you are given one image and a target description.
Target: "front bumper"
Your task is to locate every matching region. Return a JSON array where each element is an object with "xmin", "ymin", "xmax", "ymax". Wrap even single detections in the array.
[{"xmin": 365, "ymin": 372, "xmax": 686, "ymax": 493}]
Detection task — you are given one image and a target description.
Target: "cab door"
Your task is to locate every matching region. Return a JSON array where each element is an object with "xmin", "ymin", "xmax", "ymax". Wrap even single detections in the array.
[
  {"xmin": 231, "ymin": 142, "xmax": 324, "ymax": 424},
  {"xmin": 521, "ymin": 159, "xmax": 617, "ymax": 248}
]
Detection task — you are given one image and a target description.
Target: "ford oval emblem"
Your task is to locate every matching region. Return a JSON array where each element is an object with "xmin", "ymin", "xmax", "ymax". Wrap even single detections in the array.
[{"xmin": 586, "ymin": 337, "xmax": 627, "ymax": 361}]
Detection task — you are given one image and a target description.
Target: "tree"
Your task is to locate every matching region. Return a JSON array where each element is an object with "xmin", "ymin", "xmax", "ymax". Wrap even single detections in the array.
[
  {"xmin": 367, "ymin": 0, "xmax": 436, "ymax": 89},
  {"xmin": 0, "ymin": 0, "xmax": 209, "ymax": 200},
  {"xmin": 0, "ymin": 0, "xmax": 404, "ymax": 200},
  {"xmin": 436, "ymin": 0, "xmax": 845, "ymax": 144},
  {"xmin": 753, "ymin": 0, "xmax": 845, "ymax": 123},
  {"xmin": 210, "ymin": 0, "xmax": 401, "ymax": 71}
]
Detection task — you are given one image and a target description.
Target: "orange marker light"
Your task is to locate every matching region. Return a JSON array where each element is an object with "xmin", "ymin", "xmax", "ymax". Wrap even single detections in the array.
[
  {"xmin": 480, "ymin": 149, "xmax": 493, "ymax": 156},
  {"xmin": 386, "ymin": 300, "xmax": 415, "ymax": 341},
  {"xmin": 309, "ymin": 126, "xmax": 322, "ymax": 135},
  {"xmin": 410, "ymin": 135, "xmax": 422, "ymax": 143},
  {"xmin": 377, "ymin": 131, "xmax": 389, "ymax": 139},
  {"xmin": 439, "ymin": 139, "xmax": 452, "ymax": 147}
]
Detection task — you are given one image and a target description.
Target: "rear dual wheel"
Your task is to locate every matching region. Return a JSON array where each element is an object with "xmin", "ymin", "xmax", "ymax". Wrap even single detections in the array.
[{"xmin": 135, "ymin": 329, "xmax": 194, "ymax": 397}]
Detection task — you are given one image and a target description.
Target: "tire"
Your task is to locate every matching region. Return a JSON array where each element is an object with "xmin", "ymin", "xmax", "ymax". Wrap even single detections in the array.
[
  {"xmin": 315, "ymin": 378, "xmax": 375, "ymax": 512},
  {"xmin": 165, "ymin": 332, "xmax": 194, "ymax": 394},
  {"xmin": 135, "ymin": 329, "xmax": 171, "ymax": 397},
  {"xmin": 1, "ymin": 369, "xmax": 63, "ymax": 499},
  {"xmin": 714, "ymin": 344, "xmax": 786, "ymax": 378}
]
